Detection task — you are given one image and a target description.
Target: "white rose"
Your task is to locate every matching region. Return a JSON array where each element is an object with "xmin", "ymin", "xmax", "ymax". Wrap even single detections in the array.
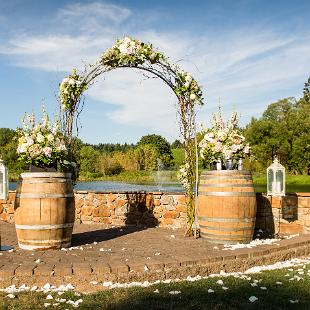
[
  {"xmin": 185, "ymin": 74, "xmax": 192, "ymax": 82},
  {"xmin": 68, "ymin": 78, "xmax": 76, "ymax": 85},
  {"xmin": 36, "ymin": 133, "xmax": 45, "ymax": 143},
  {"xmin": 190, "ymin": 94, "xmax": 196, "ymax": 101},
  {"xmin": 47, "ymin": 134, "xmax": 54, "ymax": 142},
  {"xmin": 26, "ymin": 136, "xmax": 34, "ymax": 147},
  {"xmin": 17, "ymin": 143, "xmax": 28, "ymax": 154},
  {"xmin": 43, "ymin": 147, "xmax": 52, "ymax": 157}
]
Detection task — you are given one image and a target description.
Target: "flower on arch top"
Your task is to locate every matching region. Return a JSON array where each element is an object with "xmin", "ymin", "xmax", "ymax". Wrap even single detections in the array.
[
  {"xmin": 101, "ymin": 36, "xmax": 165, "ymax": 68},
  {"xmin": 59, "ymin": 69, "xmax": 88, "ymax": 111}
]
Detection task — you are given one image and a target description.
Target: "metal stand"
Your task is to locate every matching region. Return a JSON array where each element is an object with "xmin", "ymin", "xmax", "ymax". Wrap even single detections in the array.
[{"xmin": 0, "ymin": 245, "xmax": 13, "ymax": 251}]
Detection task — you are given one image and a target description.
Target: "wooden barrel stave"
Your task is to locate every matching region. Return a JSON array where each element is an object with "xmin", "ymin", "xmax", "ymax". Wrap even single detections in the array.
[
  {"xmin": 198, "ymin": 170, "xmax": 257, "ymax": 245},
  {"xmin": 14, "ymin": 172, "xmax": 75, "ymax": 250}
]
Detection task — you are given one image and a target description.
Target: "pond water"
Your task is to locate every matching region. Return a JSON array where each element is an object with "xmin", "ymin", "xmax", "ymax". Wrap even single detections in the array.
[
  {"xmin": 9, "ymin": 181, "xmax": 310, "ymax": 193},
  {"xmin": 9, "ymin": 181, "xmax": 183, "ymax": 193}
]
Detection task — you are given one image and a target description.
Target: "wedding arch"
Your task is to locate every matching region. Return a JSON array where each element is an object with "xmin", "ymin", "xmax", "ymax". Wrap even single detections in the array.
[{"xmin": 58, "ymin": 36, "xmax": 204, "ymax": 234}]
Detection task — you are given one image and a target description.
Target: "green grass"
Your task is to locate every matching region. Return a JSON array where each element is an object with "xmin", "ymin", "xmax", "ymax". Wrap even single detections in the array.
[{"xmin": 2, "ymin": 264, "xmax": 310, "ymax": 309}]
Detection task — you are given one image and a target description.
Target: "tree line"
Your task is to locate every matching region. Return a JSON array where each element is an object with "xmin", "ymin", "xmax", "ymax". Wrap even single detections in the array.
[{"xmin": 1, "ymin": 77, "xmax": 309, "ymax": 177}]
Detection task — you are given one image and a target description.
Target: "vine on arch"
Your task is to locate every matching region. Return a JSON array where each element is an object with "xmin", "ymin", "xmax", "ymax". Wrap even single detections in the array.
[{"xmin": 58, "ymin": 36, "xmax": 204, "ymax": 235}]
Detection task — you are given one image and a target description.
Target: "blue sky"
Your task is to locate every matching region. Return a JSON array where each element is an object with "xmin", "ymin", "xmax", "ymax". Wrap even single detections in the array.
[{"xmin": 0, "ymin": 0, "xmax": 309, "ymax": 143}]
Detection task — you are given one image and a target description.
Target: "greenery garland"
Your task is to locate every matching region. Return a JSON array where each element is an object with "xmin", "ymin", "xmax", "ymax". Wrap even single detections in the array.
[{"xmin": 58, "ymin": 36, "xmax": 204, "ymax": 235}]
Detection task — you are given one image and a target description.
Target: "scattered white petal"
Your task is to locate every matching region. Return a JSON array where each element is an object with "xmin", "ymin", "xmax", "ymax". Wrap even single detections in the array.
[
  {"xmin": 155, "ymin": 252, "xmax": 161, "ymax": 256},
  {"xmin": 121, "ymin": 248, "xmax": 126, "ymax": 251},
  {"xmin": 216, "ymin": 280, "xmax": 224, "ymax": 285},
  {"xmin": 46, "ymin": 295, "xmax": 53, "ymax": 300},
  {"xmin": 222, "ymin": 287, "xmax": 229, "ymax": 290},
  {"xmin": 35, "ymin": 259, "xmax": 41, "ymax": 263},
  {"xmin": 93, "ymin": 241, "xmax": 98, "ymax": 245},
  {"xmin": 90, "ymin": 281, "xmax": 98, "ymax": 285},
  {"xmin": 213, "ymin": 246, "xmax": 219, "ymax": 250},
  {"xmin": 260, "ymin": 287, "xmax": 267, "ymax": 290},
  {"xmin": 208, "ymin": 289, "xmax": 214, "ymax": 293},
  {"xmin": 223, "ymin": 238, "xmax": 281, "ymax": 250},
  {"xmin": 289, "ymin": 300, "xmax": 299, "ymax": 304},
  {"xmin": 144, "ymin": 265, "xmax": 149, "ymax": 271},
  {"xmin": 249, "ymin": 296, "xmax": 258, "ymax": 303},
  {"xmin": 99, "ymin": 248, "xmax": 104, "ymax": 252},
  {"xmin": 170, "ymin": 235, "xmax": 175, "ymax": 238},
  {"xmin": 153, "ymin": 289, "xmax": 159, "ymax": 293},
  {"xmin": 251, "ymin": 283, "xmax": 258, "ymax": 287},
  {"xmin": 276, "ymin": 282, "xmax": 282, "ymax": 285},
  {"xmin": 6, "ymin": 294, "xmax": 15, "ymax": 299},
  {"xmin": 44, "ymin": 303, "xmax": 51, "ymax": 307},
  {"xmin": 169, "ymin": 291, "xmax": 181, "ymax": 295}
]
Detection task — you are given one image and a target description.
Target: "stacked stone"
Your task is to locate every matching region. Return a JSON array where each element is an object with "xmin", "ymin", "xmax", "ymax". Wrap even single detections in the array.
[
  {"xmin": 0, "ymin": 191, "xmax": 15, "ymax": 223},
  {"xmin": 75, "ymin": 191, "xmax": 187, "ymax": 228}
]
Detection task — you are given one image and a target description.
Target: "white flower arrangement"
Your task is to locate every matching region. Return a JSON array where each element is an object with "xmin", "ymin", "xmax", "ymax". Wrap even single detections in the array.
[
  {"xmin": 177, "ymin": 163, "xmax": 192, "ymax": 191},
  {"xmin": 59, "ymin": 69, "xmax": 88, "ymax": 111},
  {"xmin": 16, "ymin": 108, "xmax": 68, "ymax": 169},
  {"xmin": 199, "ymin": 110, "xmax": 251, "ymax": 168}
]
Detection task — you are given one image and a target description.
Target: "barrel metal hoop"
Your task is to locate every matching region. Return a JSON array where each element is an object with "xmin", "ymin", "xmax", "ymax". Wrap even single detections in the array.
[
  {"xmin": 199, "ymin": 224, "xmax": 254, "ymax": 231},
  {"xmin": 200, "ymin": 176, "xmax": 252, "ymax": 180},
  {"xmin": 20, "ymin": 172, "xmax": 72, "ymax": 179},
  {"xmin": 201, "ymin": 171, "xmax": 252, "ymax": 175},
  {"xmin": 22, "ymin": 179, "xmax": 68, "ymax": 184},
  {"xmin": 19, "ymin": 242, "xmax": 71, "ymax": 250},
  {"xmin": 18, "ymin": 238, "xmax": 71, "ymax": 244},
  {"xmin": 198, "ymin": 191, "xmax": 256, "ymax": 197},
  {"xmin": 15, "ymin": 223, "xmax": 74, "ymax": 230},
  {"xmin": 198, "ymin": 216, "xmax": 255, "ymax": 223},
  {"xmin": 16, "ymin": 193, "xmax": 74, "ymax": 199},
  {"xmin": 199, "ymin": 183, "xmax": 253, "ymax": 188},
  {"xmin": 200, "ymin": 231, "xmax": 252, "ymax": 239}
]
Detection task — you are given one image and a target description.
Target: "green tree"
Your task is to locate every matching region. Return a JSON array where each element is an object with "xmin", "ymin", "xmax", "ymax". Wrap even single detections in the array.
[
  {"xmin": 244, "ymin": 97, "xmax": 310, "ymax": 174},
  {"xmin": 0, "ymin": 128, "xmax": 15, "ymax": 148},
  {"xmin": 79, "ymin": 145, "xmax": 100, "ymax": 174},
  {"xmin": 136, "ymin": 144, "xmax": 160, "ymax": 171},
  {"xmin": 171, "ymin": 139, "xmax": 183, "ymax": 148},
  {"xmin": 137, "ymin": 134, "xmax": 174, "ymax": 167}
]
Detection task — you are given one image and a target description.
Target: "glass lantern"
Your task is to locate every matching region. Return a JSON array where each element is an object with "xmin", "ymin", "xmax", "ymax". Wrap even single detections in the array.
[
  {"xmin": 267, "ymin": 157, "xmax": 285, "ymax": 196},
  {"xmin": 0, "ymin": 158, "xmax": 8, "ymax": 200}
]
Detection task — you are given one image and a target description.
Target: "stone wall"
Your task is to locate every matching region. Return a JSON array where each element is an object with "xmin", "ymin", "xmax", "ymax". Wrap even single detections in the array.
[
  {"xmin": 1, "ymin": 191, "xmax": 310, "ymax": 235},
  {"xmin": 74, "ymin": 191, "xmax": 187, "ymax": 228},
  {"xmin": 0, "ymin": 191, "xmax": 187, "ymax": 229}
]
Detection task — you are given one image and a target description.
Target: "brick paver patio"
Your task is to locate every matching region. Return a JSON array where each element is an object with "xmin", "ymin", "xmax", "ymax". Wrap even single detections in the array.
[{"xmin": 1, "ymin": 221, "xmax": 310, "ymax": 292}]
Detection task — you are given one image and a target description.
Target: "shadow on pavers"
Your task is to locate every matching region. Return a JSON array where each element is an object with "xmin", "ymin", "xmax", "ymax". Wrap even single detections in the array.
[{"xmin": 71, "ymin": 226, "xmax": 146, "ymax": 246}]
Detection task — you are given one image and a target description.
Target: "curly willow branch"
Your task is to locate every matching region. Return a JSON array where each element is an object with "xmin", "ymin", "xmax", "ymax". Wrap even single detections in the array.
[{"xmin": 58, "ymin": 37, "xmax": 205, "ymax": 235}]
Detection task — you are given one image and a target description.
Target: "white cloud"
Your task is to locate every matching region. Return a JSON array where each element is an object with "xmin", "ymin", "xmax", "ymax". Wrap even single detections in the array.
[
  {"xmin": 57, "ymin": 1, "xmax": 131, "ymax": 24},
  {"xmin": 1, "ymin": 1, "xmax": 310, "ymax": 140}
]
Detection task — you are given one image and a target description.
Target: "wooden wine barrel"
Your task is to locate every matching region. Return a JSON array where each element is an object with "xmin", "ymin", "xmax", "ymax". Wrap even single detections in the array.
[
  {"xmin": 14, "ymin": 172, "xmax": 75, "ymax": 250},
  {"xmin": 198, "ymin": 170, "xmax": 257, "ymax": 244}
]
